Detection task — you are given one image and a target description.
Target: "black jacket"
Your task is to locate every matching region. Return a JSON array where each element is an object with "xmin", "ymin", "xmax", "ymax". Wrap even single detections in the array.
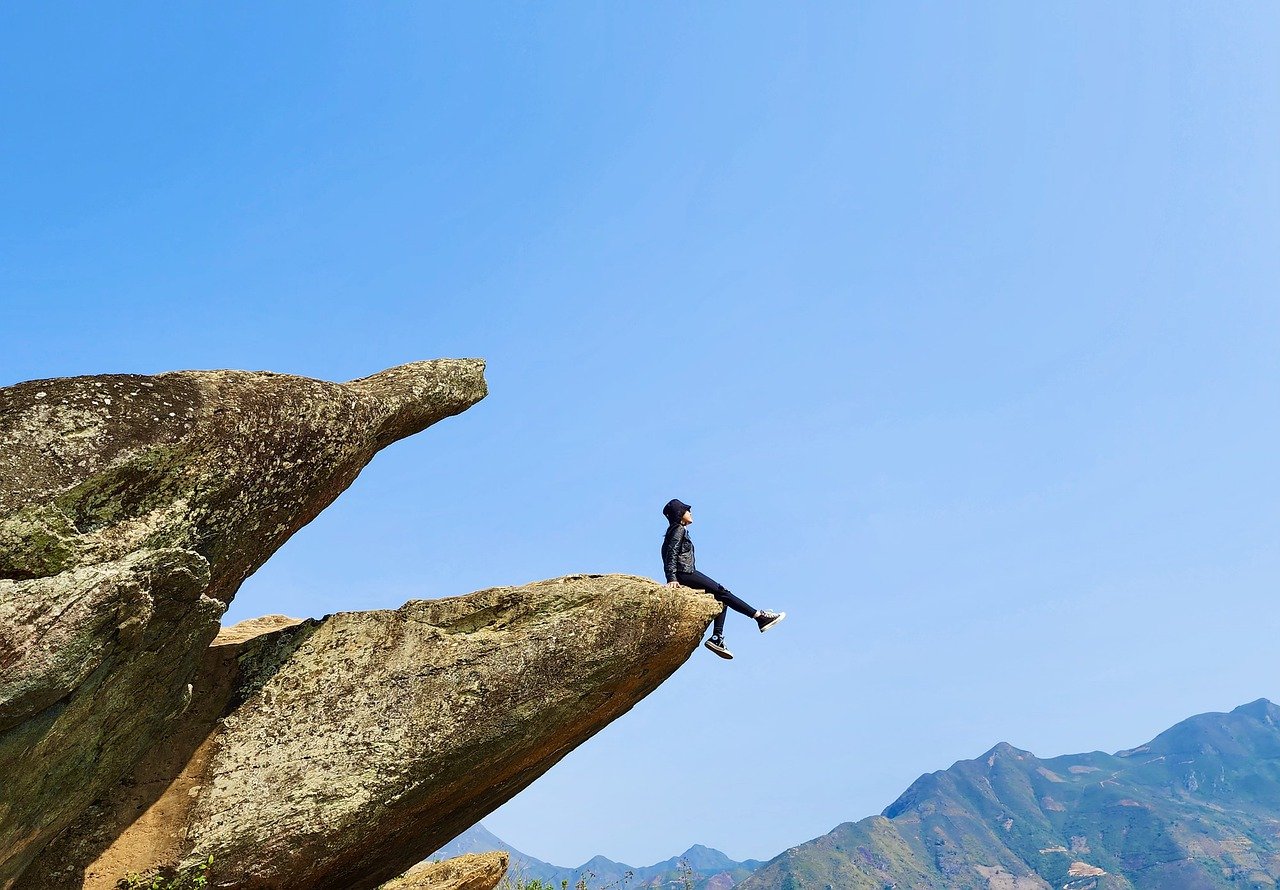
[{"xmin": 661, "ymin": 498, "xmax": 695, "ymax": 581}]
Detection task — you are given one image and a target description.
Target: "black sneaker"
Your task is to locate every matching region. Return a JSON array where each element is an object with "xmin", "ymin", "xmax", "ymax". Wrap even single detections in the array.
[
  {"xmin": 704, "ymin": 635, "xmax": 734, "ymax": 659},
  {"xmin": 756, "ymin": 610, "xmax": 786, "ymax": 633}
]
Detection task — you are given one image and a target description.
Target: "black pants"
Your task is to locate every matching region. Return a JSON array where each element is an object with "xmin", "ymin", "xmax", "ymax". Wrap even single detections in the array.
[{"xmin": 675, "ymin": 569, "xmax": 757, "ymax": 637}]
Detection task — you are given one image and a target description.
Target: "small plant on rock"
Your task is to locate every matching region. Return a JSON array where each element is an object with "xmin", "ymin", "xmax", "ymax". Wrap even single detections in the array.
[
  {"xmin": 501, "ymin": 866, "xmax": 634, "ymax": 890},
  {"xmin": 117, "ymin": 854, "xmax": 214, "ymax": 890}
]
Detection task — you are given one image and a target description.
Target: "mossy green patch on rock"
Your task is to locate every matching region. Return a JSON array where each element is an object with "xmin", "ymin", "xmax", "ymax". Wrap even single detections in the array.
[
  {"xmin": 53, "ymin": 445, "xmax": 191, "ymax": 536},
  {"xmin": 0, "ymin": 504, "xmax": 80, "ymax": 581}
]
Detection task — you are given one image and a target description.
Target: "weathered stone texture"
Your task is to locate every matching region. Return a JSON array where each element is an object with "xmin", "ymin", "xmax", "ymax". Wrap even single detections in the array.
[
  {"xmin": 24, "ymin": 574, "xmax": 719, "ymax": 890},
  {"xmin": 0, "ymin": 360, "xmax": 487, "ymax": 887},
  {"xmin": 380, "ymin": 852, "xmax": 509, "ymax": 890}
]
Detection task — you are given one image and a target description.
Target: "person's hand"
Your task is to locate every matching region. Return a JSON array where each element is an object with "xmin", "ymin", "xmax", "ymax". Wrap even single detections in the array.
[{"xmin": 666, "ymin": 580, "xmax": 680, "ymax": 589}]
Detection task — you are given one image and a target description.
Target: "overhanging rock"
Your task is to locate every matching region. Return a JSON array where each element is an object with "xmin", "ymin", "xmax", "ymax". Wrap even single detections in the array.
[
  {"xmin": 25, "ymin": 575, "xmax": 721, "ymax": 890},
  {"xmin": 0, "ymin": 360, "xmax": 487, "ymax": 887}
]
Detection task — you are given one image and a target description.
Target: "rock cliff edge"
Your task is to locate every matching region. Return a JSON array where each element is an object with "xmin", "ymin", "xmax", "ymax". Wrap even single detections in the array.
[
  {"xmin": 0, "ymin": 360, "xmax": 720, "ymax": 889},
  {"xmin": 26, "ymin": 574, "xmax": 718, "ymax": 889}
]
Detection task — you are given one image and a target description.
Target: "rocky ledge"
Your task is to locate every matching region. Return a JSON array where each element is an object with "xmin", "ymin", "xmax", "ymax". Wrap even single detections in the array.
[{"xmin": 23, "ymin": 574, "xmax": 718, "ymax": 889}]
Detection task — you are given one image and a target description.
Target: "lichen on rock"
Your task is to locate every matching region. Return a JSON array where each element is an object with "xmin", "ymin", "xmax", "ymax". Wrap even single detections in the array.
[
  {"xmin": 25, "ymin": 574, "xmax": 720, "ymax": 890},
  {"xmin": 0, "ymin": 360, "xmax": 487, "ymax": 887}
]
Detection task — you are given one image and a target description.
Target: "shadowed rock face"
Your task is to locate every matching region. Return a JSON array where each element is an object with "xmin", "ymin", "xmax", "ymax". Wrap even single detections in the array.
[
  {"xmin": 0, "ymin": 360, "xmax": 487, "ymax": 888},
  {"xmin": 24, "ymin": 575, "xmax": 721, "ymax": 890}
]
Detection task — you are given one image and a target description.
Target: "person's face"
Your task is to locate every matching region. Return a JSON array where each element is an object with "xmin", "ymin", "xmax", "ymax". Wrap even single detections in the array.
[{"xmin": 682, "ymin": 510, "xmax": 693, "ymax": 525}]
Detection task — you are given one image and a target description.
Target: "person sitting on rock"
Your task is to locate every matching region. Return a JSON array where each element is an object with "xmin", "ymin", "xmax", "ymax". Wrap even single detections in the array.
[{"xmin": 661, "ymin": 498, "xmax": 785, "ymax": 659}]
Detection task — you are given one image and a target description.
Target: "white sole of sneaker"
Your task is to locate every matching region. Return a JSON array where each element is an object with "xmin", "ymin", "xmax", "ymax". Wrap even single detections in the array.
[
  {"xmin": 759, "ymin": 612, "xmax": 787, "ymax": 633},
  {"xmin": 704, "ymin": 641, "xmax": 734, "ymax": 660}
]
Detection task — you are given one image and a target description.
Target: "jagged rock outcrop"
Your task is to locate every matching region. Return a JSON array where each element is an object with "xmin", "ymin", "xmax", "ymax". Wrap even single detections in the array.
[
  {"xmin": 380, "ymin": 852, "xmax": 509, "ymax": 890},
  {"xmin": 24, "ymin": 575, "xmax": 720, "ymax": 890},
  {"xmin": 0, "ymin": 360, "xmax": 488, "ymax": 887}
]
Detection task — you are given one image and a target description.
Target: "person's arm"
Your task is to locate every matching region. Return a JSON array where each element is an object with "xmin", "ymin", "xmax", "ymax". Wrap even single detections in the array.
[{"xmin": 661, "ymin": 524, "xmax": 684, "ymax": 584}]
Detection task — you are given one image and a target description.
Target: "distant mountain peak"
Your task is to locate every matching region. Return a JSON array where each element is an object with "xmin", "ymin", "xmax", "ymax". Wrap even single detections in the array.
[
  {"xmin": 676, "ymin": 844, "xmax": 741, "ymax": 870},
  {"xmin": 1232, "ymin": 697, "xmax": 1279, "ymax": 720},
  {"xmin": 433, "ymin": 826, "xmax": 760, "ymax": 890},
  {"xmin": 579, "ymin": 854, "xmax": 623, "ymax": 871},
  {"xmin": 742, "ymin": 699, "xmax": 1280, "ymax": 890},
  {"xmin": 981, "ymin": 741, "xmax": 1034, "ymax": 762}
]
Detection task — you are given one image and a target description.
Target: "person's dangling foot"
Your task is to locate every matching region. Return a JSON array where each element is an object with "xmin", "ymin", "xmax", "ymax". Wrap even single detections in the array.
[
  {"xmin": 755, "ymin": 610, "xmax": 786, "ymax": 633},
  {"xmin": 704, "ymin": 634, "xmax": 734, "ymax": 659}
]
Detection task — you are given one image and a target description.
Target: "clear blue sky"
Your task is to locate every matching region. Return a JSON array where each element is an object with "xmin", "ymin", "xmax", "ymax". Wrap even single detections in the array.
[{"xmin": 3, "ymin": 1, "xmax": 1278, "ymax": 869}]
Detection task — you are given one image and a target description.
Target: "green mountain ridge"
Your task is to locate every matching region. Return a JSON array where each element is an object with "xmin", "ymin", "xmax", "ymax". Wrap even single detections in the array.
[
  {"xmin": 434, "ymin": 824, "xmax": 763, "ymax": 890},
  {"xmin": 741, "ymin": 699, "xmax": 1280, "ymax": 890}
]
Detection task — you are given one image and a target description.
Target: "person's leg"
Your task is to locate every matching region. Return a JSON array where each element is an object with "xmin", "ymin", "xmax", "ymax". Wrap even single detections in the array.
[
  {"xmin": 713, "ymin": 602, "xmax": 727, "ymax": 637},
  {"xmin": 675, "ymin": 570, "xmax": 758, "ymax": 635},
  {"xmin": 715, "ymin": 588, "xmax": 758, "ymax": 619},
  {"xmin": 675, "ymin": 569, "xmax": 725, "ymax": 635},
  {"xmin": 676, "ymin": 570, "xmax": 786, "ymax": 642}
]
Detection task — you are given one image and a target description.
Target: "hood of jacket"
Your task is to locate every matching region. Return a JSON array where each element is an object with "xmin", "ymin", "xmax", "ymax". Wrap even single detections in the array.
[{"xmin": 662, "ymin": 498, "xmax": 691, "ymax": 525}]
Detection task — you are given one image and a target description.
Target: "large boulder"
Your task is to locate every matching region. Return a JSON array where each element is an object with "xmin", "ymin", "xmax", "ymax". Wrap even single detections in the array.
[
  {"xmin": 23, "ymin": 575, "xmax": 721, "ymax": 890},
  {"xmin": 0, "ymin": 360, "xmax": 487, "ymax": 887}
]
